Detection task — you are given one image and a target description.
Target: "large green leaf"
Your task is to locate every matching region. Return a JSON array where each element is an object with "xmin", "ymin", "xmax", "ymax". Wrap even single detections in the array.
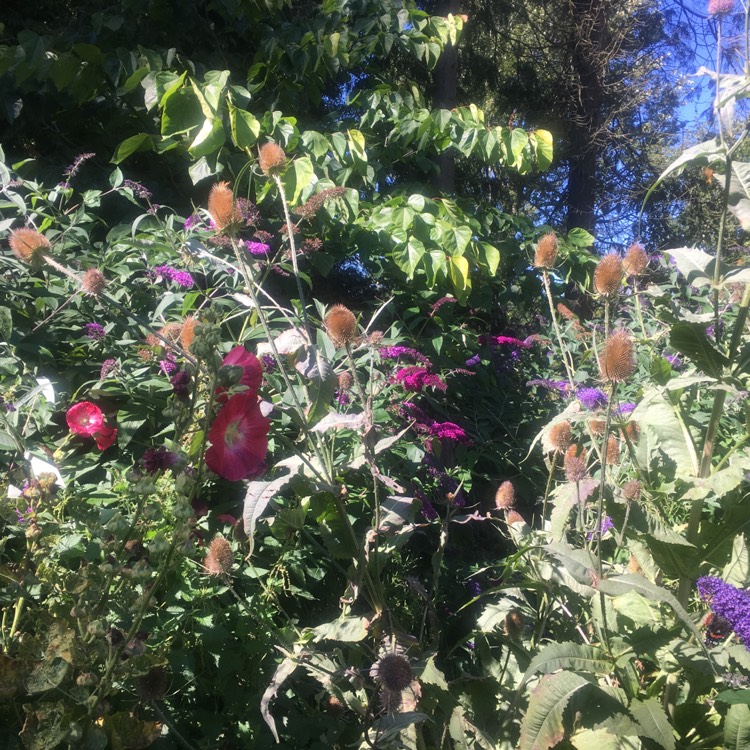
[
  {"xmin": 628, "ymin": 698, "xmax": 675, "ymax": 750},
  {"xmin": 519, "ymin": 672, "xmax": 592, "ymax": 750},
  {"xmin": 229, "ymin": 103, "xmax": 260, "ymax": 150},
  {"xmin": 523, "ymin": 642, "xmax": 611, "ymax": 683},
  {"xmin": 669, "ymin": 322, "xmax": 729, "ymax": 378},
  {"xmin": 723, "ymin": 534, "xmax": 750, "ymax": 588},
  {"xmin": 280, "ymin": 156, "xmax": 315, "ymax": 205},
  {"xmin": 111, "ymin": 133, "xmax": 152, "ymax": 163},
  {"xmin": 724, "ymin": 704, "xmax": 750, "ymax": 750}
]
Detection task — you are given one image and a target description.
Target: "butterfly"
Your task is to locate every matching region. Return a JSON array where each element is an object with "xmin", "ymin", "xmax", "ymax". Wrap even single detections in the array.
[{"xmin": 704, "ymin": 613, "xmax": 733, "ymax": 646}]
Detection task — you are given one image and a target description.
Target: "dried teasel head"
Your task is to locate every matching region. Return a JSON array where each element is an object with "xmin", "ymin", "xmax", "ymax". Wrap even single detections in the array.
[
  {"xmin": 599, "ymin": 330, "xmax": 636, "ymax": 383},
  {"xmin": 372, "ymin": 653, "xmax": 413, "ymax": 693},
  {"xmin": 180, "ymin": 316, "xmax": 198, "ymax": 351},
  {"xmin": 627, "ymin": 555, "xmax": 643, "ymax": 574},
  {"xmin": 593, "ymin": 253, "xmax": 623, "ymax": 296},
  {"xmin": 504, "ymin": 609, "xmax": 524, "ymax": 640},
  {"xmin": 325, "ymin": 304, "xmax": 357, "ymax": 347},
  {"xmin": 564, "ymin": 444, "xmax": 588, "ymax": 483},
  {"xmin": 337, "ymin": 371, "xmax": 353, "ymax": 391},
  {"xmin": 534, "ymin": 232, "xmax": 558, "ymax": 269},
  {"xmin": 8, "ymin": 228, "xmax": 51, "ymax": 266},
  {"xmin": 258, "ymin": 142, "xmax": 287, "ymax": 176},
  {"xmin": 548, "ymin": 421, "xmax": 573, "ymax": 452},
  {"xmin": 208, "ymin": 182, "xmax": 241, "ymax": 231},
  {"xmin": 495, "ymin": 480, "xmax": 515, "ymax": 509},
  {"xmin": 622, "ymin": 420, "xmax": 640, "ymax": 443},
  {"xmin": 623, "ymin": 242, "xmax": 648, "ymax": 277},
  {"xmin": 588, "ymin": 418, "xmax": 606, "ymax": 436},
  {"xmin": 204, "ymin": 535, "xmax": 233, "ymax": 576},
  {"xmin": 505, "ymin": 508, "xmax": 525, "ymax": 525},
  {"xmin": 604, "ymin": 435, "xmax": 619, "ymax": 465},
  {"xmin": 80, "ymin": 269, "xmax": 107, "ymax": 296},
  {"xmin": 622, "ymin": 479, "xmax": 641, "ymax": 502}
]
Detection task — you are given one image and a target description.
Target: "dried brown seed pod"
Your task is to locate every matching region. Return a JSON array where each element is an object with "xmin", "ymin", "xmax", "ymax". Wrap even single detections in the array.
[
  {"xmin": 325, "ymin": 304, "xmax": 357, "ymax": 347},
  {"xmin": 548, "ymin": 421, "xmax": 573, "ymax": 452},
  {"xmin": 564, "ymin": 444, "xmax": 588, "ymax": 483},
  {"xmin": 627, "ymin": 555, "xmax": 643, "ymax": 574},
  {"xmin": 337, "ymin": 371, "xmax": 353, "ymax": 390},
  {"xmin": 622, "ymin": 479, "xmax": 641, "ymax": 502},
  {"xmin": 373, "ymin": 653, "xmax": 413, "ymax": 693},
  {"xmin": 593, "ymin": 253, "xmax": 623, "ymax": 296},
  {"xmin": 604, "ymin": 435, "xmax": 619, "ymax": 465},
  {"xmin": 495, "ymin": 480, "xmax": 515, "ymax": 509},
  {"xmin": 208, "ymin": 182, "xmax": 239, "ymax": 230},
  {"xmin": 534, "ymin": 232, "xmax": 558, "ymax": 269},
  {"xmin": 180, "ymin": 316, "xmax": 198, "ymax": 351},
  {"xmin": 623, "ymin": 421, "xmax": 640, "ymax": 443},
  {"xmin": 588, "ymin": 419, "xmax": 606, "ymax": 436},
  {"xmin": 623, "ymin": 242, "xmax": 648, "ymax": 277},
  {"xmin": 204, "ymin": 535, "xmax": 233, "ymax": 576},
  {"xmin": 8, "ymin": 228, "xmax": 50, "ymax": 266},
  {"xmin": 505, "ymin": 508, "xmax": 525, "ymax": 525},
  {"xmin": 80, "ymin": 269, "xmax": 107, "ymax": 296},
  {"xmin": 258, "ymin": 142, "xmax": 287, "ymax": 176},
  {"xmin": 600, "ymin": 330, "xmax": 636, "ymax": 383},
  {"xmin": 504, "ymin": 609, "xmax": 525, "ymax": 639}
]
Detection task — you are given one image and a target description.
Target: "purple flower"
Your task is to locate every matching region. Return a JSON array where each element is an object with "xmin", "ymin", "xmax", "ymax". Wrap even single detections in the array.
[
  {"xmin": 526, "ymin": 378, "xmax": 571, "ymax": 394},
  {"xmin": 335, "ymin": 390, "xmax": 351, "ymax": 406},
  {"xmin": 430, "ymin": 296, "xmax": 457, "ymax": 314},
  {"xmin": 587, "ymin": 515, "xmax": 614, "ymax": 541},
  {"xmin": 100, "ymin": 359, "xmax": 118, "ymax": 379},
  {"xmin": 170, "ymin": 370, "xmax": 190, "ymax": 401},
  {"xmin": 416, "ymin": 490, "xmax": 438, "ymax": 520},
  {"xmin": 142, "ymin": 446, "xmax": 179, "ymax": 474},
  {"xmin": 480, "ymin": 335, "xmax": 532, "ymax": 349},
  {"xmin": 150, "ymin": 265, "xmax": 194, "ymax": 288},
  {"xmin": 617, "ymin": 402, "xmax": 636, "ymax": 415},
  {"xmin": 697, "ymin": 577, "xmax": 750, "ymax": 650},
  {"xmin": 184, "ymin": 214, "xmax": 200, "ymax": 230},
  {"xmin": 245, "ymin": 240, "xmax": 272, "ymax": 258},
  {"xmin": 84, "ymin": 322, "xmax": 106, "ymax": 341},
  {"xmin": 577, "ymin": 387, "xmax": 608, "ymax": 410},
  {"xmin": 260, "ymin": 354, "xmax": 277, "ymax": 372},
  {"xmin": 159, "ymin": 356, "xmax": 178, "ymax": 376},
  {"xmin": 429, "ymin": 421, "xmax": 471, "ymax": 445},
  {"xmin": 665, "ymin": 354, "xmax": 682, "ymax": 369},
  {"xmin": 394, "ymin": 366, "xmax": 447, "ymax": 393},
  {"xmin": 63, "ymin": 152, "xmax": 95, "ymax": 179},
  {"xmin": 379, "ymin": 345, "xmax": 431, "ymax": 366},
  {"xmin": 465, "ymin": 354, "xmax": 481, "ymax": 367},
  {"xmin": 123, "ymin": 179, "xmax": 152, "ymax": 201}
]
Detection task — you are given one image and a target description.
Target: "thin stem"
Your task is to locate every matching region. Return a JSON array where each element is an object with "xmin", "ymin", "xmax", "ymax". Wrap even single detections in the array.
[
  {"xmin": 541, "ymin": 271, "xmax": 576, "ymax": 388},
  {"xmin": 149, "ymin": 702, "xmax": 200, "ymax": 750}
]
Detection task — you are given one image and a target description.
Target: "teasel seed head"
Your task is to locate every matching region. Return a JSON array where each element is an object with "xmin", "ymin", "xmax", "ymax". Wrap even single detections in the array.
[
  {"xmin": 372, "ymin": 653, "xmax": 413, "ymax": 693},
  {"xmin": 505, "ymin": 508, "xmax": 525, "ymax": 525},
  {"xmin": 208, "ymin": 182, "xmax": 240, "ymax": 231},
  {"xmin": 548, "ymin": 420, "xmax": 573, "ymax": 452},
  {"xmin": 623, "ymin": 420, "xmax": 640, "ymax": 443},
  {"xmin": 600, "ymin": 330, "xmax": 636, "ymax": 383},
  {"xmin": 8, "ymin": 228, "xmax": 51, "ymax": 266},
  {"xmin": 593, "ymin": 253, "xmax": 623, "ymax": 296},
  {"xmin": 137, "ymin": 666, "xmax": 168, "ymax": 701},
  {"xmin": 622, "ymin": 479, "xmax": 641, "ymax": 502},
  {"xmin": 258, "ymin": 142, "xmax": 287, "ymax": 177},
  {"xmin": 604, "ymin": 435, "xmax": 620, "ymax": 465},
  {"xmin": 556, "ymin": 303, "xmax": 577, "ymax": 321},
  {"xmin": 495, "ymin": 480, "xmax": 515, "ymax": 509},
  {"xmin": 180, "ymin": 316, "xmax": 198, "ymax": 351},
  {"xmin": 623, "ymin": 242, "xmax": 648, "ymax": 277},
  {"xmin": 534, "ymin": 232, "xmax": 558, "ymax": 269},
  {"xmin": 81, "ymin": 269, "xmax": 107, "ymax": 296},
  {"xmin": 325, "ymin": 304, "xmax": 357, "ymax": 347},
  {"xmin": 627, "ymin": 555, "xmax": 643, "ymax": 574},
  {"xmin": 337, "ymin": 371, "xmax": 353, "ymax": 390},
  {"xmin": 564, "ymin": 444, "xmax": 588, "ymax": 483},
  {"xmin": 504, "ymin": 609, "xmax": 524, "ymax": 640},
  {"xmin": 588, "ymin": 418, "xmax": 606, "ymax": 436},
  {"xmin": 204, "ymin": 534, "xmax": 233, "ymax": 576}
]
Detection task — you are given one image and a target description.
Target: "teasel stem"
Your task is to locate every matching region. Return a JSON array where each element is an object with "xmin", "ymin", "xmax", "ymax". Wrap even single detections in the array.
[
  {"xmin": 541, "ymin": 451, "xmax": 558, "ymax": 525},
  {"xmin": 541, "ymin": 270, "xmax": 576, "ymax": 388},
  {"xmin": 632, "ymin": 279, "xmax": 647, "ymax": 340}
]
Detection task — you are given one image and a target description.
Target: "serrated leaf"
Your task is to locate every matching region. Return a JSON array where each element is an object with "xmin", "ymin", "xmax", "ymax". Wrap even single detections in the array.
[
  {"xmin": 716, "ymin": 689, "xmax": 750, "ymax": 705},
  {"xmin": 669, "ymin": 322, "xmax": 729, "ymax": 378},
  {"xmin": 312, "ymin": 616, "xmax": 368, "ymax": 642},
  {"xmin": 724, "ymin": 703, "xmax": 750, "ymax": 750},
  {"xmin": 260, "ymin": 657, "xmax": 298, "ymax": 743},
  {"xmin": 519, "ymin": 672, "xmax": 592, "ymax": 750},
  {"xmin": 523, "ymin": 642, "xmax": 611, "ymax": 683},
  {"xmin": 628, "ymin": 698, "xmax": 675, "ymax": 750},
  {"xmin": 571, "ymin": 728, "xmax": 641, "ymax": 750}
]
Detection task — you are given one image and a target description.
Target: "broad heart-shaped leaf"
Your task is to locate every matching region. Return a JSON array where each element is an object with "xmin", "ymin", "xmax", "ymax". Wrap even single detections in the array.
[
  {"xmin": 628, "ymin": 698, "xmax": 675, "ymax": 750},
  {"xmin": 228, "ymin": 102, "xmax": 260, "ymax": 149},
  {"xmin": 669, "ymin": 322, "xmax": 729, "ymax": 378},
  {"xmin": 725, "ymin": 703, "xmax": 750, "ymax": 750},
  {"xmin": 522, "ymin": 642, "xmax": 611, "ymax": 685},
  {"xmin": 260, "ymin": 656, "xmax": 298, "ymax": 743},
  {"xmin": 243, "ymin": 457, "xmax": 303, "ymax": 555},
  {"xmin": 519, "ymin": 672, "xmax": 593, "ymax": 750},
  {"xmin": 280, "ymin": 156, "xmax": 315, "ymax": 205},
  {"xmin": 666, "ymin": 247, "xmax": 715, "ymax": 288},
  {"xmin": 716, "ymin": 161, "xmax": 750, "ymax": 231}
]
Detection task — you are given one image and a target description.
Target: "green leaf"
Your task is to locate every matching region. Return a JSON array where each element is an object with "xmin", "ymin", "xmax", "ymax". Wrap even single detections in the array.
[
  {"xmin": 571, "ymin": 728, "xmax": 641, "ymax": 750},
  {"xmin": 280, "ymin": 156, "xmax": 315, "ymax": 205},
  {"xmin": 523, "ymin": 642, "xmax": 611, "ymax": 682},
  {"xmin": 719, "ymin": 161, "xmax": 750, "ymax": 231},
  {"xmin": 449, "ymin": 255, "xmax": 470, "ymax": 299},
  {"xmin": 533, "ymin": 129, "xmax": 554, "ymax": 170},
  {"xmin": 111, "ymin": 133, "xmax": 152, "ymax": 164},
  {"xmin": 566, "ymin": 227, "xmax": 596, "ymax": 248},
  {"xmin": 394, "ymin": 239, "xmax": 426, "ymax": 279},
  {"xmin": 312, "ymin": 616, "xmax": 368, "ymax": 643},
  {"xmin": 724, "ymin": 704, "xmax": 750, "ymax": 750},
  {"xmin": 25, "ymin": 658, "xmax": 69, "ymax": 694},
  {"xmin": 723, "ymin": 534, "xmax": 750, "ymax": 588},
  {"xmin": 260, "ymin": 657, "xmax": 298, "ymax": 744},
  {"xmin": 481, "ymin": 242, "xmax": 500, "ymax": 275},
  {"xmin": 628, "ymin": 698, "xmax": 675, "ymax": 750},
  {"xmin": 0, "ymin": 306, "xmax": 12, "ymax": 340},
  {"xmin": 519, "ymin": 672, "xmax": 592, "ymax": 750},
  {"xmin": 188, "ymin": 117, "xmax": 225, "ymax": 158},
  {"xmin": 716, "ymin": 689, "xmax": 750, "ymax": 705},
  {"xmin": 666, "ymin": 247, "xmax": 717, "ymax": 288},
  {"xmin": 229, "ymin": 103, "xmax": 260, "ymax": 150},
  {"xmin": 669, "ymin": 322, "xmax": 729, "ymax": 378}
]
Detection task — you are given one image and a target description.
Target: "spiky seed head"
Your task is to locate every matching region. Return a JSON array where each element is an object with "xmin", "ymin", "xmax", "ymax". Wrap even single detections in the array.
[
  {"xmin": 137, "ymin": 666, "xmax": 168, "ymax": 701},
  {"xmin": 623, "ymin": 242, "xmax": 648, "ymax": 277},
  {"xmin": 325, "ymin": 304, "xmax": 357, "ymax": 347},
  {"xmin": 495, "ymin": 481, "xmax": 515, "ymax": 509},
  {"xmin": 81, "ymin": 269, "xmax": 107, "ymax": 296},
  {"xmin": 180, "ymin": 316, "xmax": 197, "ymax": 351},
  {"xmin": 627, "ymin": 555, "xmax": 643, "ymax": 574},
  {"xmin": 504, "ymin": 609, "xmax": 524, "ymax": 639},
  {"xmin": 9, "ymin": 228, "xmax": 51, "ymax": 266},
  {"xmin": 622, "ymin": 479, "xmax": 641, "ymax": 502},
  {"xmin": 505, "ymin": 508, "xmax": 525, "ymax": 525},
  {"xmin": 600, "ymin": 330, "xmax": 636, "ymax": 383},
  {"xmin": 593, "ymin": 253, "xmax": 623, "ymax": 296},
  {"xmin": 534, "ymin": 232, "xmax": 558, "ymax": 269},
  {"xmin": 548, "ymin": 421, "xmax": 573, "ymax": 452},
  {"xmin": 208, "ymin": 182, "xmax": 239, "ymax": 231},
  {"xmin": 374, "ymin": 653, "xmax": 413, "ymax": 692},
  {"xmin": 623, "ymin": 421, "xmax": 640, "ymax": 443},
  {"xmin": 588, "ymin": 419, "xmax": 606, "ymax": 436},
  {"xmin": 556, "ymin": 303, "xmax": 577, "ymax": 321},
  {"xmin": 258, "ymin": 142, "xmax": 286, "ymax": 176},
  {"xmin": 368, "ymin": 330, "xmax": 385, "ymax": 345},
  {"xmin": 564, "ymin": 444, "xmax": 588, "ymax": 483},
  {"xmin": 337, "ymin": 371, "xmax": 353, "ymax": 390},
  {"xmin": 605, "ymin": 435, "xmax": 619, "ymax": 465},
  {"xmin": 204, "ymin": 535, "xmax": 233, "ymax": 576}
]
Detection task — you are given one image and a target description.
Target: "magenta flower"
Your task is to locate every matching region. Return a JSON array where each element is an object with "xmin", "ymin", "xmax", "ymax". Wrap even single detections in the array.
[
  {"xmin": 429, "ymin": 421, "xmax": 471, "ymax": 444},
  {"xmin": 84, "ymin": 322, "xmax": 106, "ymax": 340},
  {"xmin": 150, "ymin": 265, "xmax": 194, "ymax": 288},
  {"xmin": 480, "ymin": 335, "xmax": 532, "ymax": 348},
  {"xmin": 245, "ymin": 240, "xmax": 272, "ymax": 258},
  {"xmin": 394, "ymin": 366, "xmax": 447, "ymax": 392},
  {"xmin": 379, "ymin": 345, "xmax": 431, "ymax": 365},
  {"xmin": 708, "ymin": 0, "xmax": 734, "ymax": 15}
]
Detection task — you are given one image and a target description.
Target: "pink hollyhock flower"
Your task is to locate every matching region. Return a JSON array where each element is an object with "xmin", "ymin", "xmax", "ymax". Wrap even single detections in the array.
[
  {"xmin": 394, "ymin": 366, "xmax": 447, "ymax": 393},
  {"xmin": 66, "ymin": 402, "xmax": 105, "ymax": 436},
  {"xmin": 205, "ymin": 393, "xmax": 270, "ymax": 481},
  {"xmin": 215, "ymin": 346, "xmax": 263, "ymax": 403},
  {"xmin": 93, "ymin": 424, "xmax": 118, "ymax": 451}
]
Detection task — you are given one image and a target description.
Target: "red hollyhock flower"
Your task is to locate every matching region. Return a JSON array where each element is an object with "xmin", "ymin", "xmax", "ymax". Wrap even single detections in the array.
[
  {"xmin": 205, "ymin": 393, "xmax": 270, "ymax": 481},
  {"xmin": 215, "ymin": 346, "xmax": 263, "ymax": 403},
  {"xmin": 66, "ymin": 402, "xmax": 105, "ymax": 436},
  {"xmin": 93, "ymin": 424, "xmax": 118, "ymax": 451}
]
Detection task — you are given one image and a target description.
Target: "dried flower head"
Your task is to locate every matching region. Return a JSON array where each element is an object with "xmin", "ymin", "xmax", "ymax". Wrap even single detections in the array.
[
  {"xmin": 325, "ymin": 304, "xmax": 357, "ymax": 347},
  {"xmin": 594, "ymin": 253, "xmax": 623, "ymax": 296},
  {"xmin": 505, "ymin": 508, "xmax": 525, "ymax": 525},
  {"xmin": 708, "ymin": 0, "xmax": 734, "ymax": 16},
  {"xmin": 208, "ymin": 182, "xmax": 239, "ymax": 231},
  {"xmin": 548, "ymin": 421, "xmax": 573, "ymax": 452},
  {"xmin": 557, "ymin": 303, "xmax": 577, "ymax": 322},
  {"xmin": 337, "ymin": 371, "xmax": 353, "ymax": 390},
  {"xmin": 372, "ymin": 653, "xmax": 413, "ymax": 693},
  {"xmin": 604, "ymin": 435, "xmax": 619, "ymax": 465},
  {"xmin": 9, "ymin": 228, "xmax": 52, "ymax": 267},
  {"xmin": 504, "ymin": 609, "xmax": 524, "ymax": 640},
  {"xmin": 623, "ymin": 421, "xmax": 640, "ymax": 443},
  {"xmin": 627, "ymin": 555, "xmax": 643, "ymax": 574},
  {"xmin": 258, "ymin": 142, "xmax": 287, "ymax": 176},
  {"xmin": 137, "ymin": 666, "xmax": 168, "ymax": 701},
  {"xmin": 204, "ymin": 535, "xmax": 233, "ymax": 576},
  {"xmin": 600, "ymin": 330, "xmax": 636, "ymax": 383},
  {"xmin": 622, "ymin": 479, "xmax": 642, "ymax": 502},
  {"xmin": 80, "ymin": 269, "xmax": 107, "ymax": 296},
  {"xmin": 534, "ymin": 232, "xmax": 558, "ymax": 268},
  {"xmin": 588, "ymin": 419, "xmax": 606, "ymax": 436},
  {"xmin": 495, "ymin": 481, "xmax": 515, "ymax": 509},
  {"xmin": 564, "ymin": 444, "xmax": 588, "ymax": 483},
  {"xmin": 623, "ymin": 242, "xmax": 648, "ymax": 277},
  {"xmin": 180, "ymin": 316, "xmax": 198, "ymax": 351}
]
